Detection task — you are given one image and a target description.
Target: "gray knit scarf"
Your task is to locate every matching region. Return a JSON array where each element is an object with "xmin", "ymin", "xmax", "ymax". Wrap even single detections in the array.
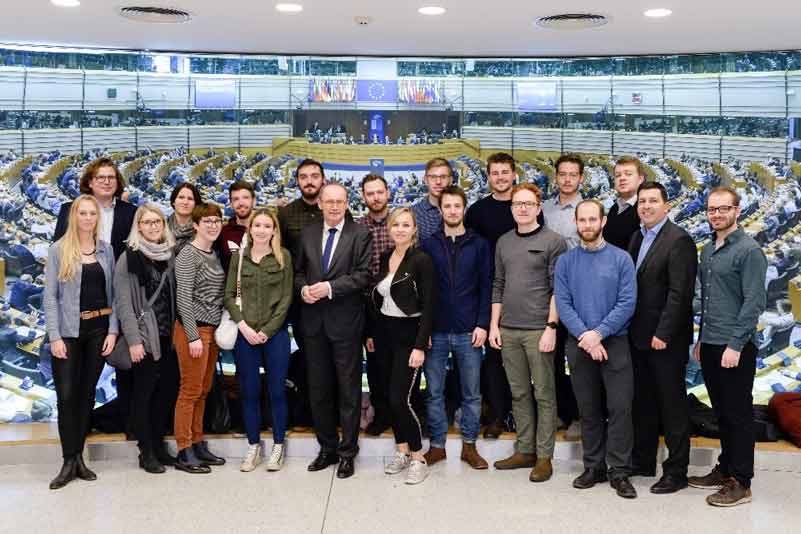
[{"xmin": 138, "ymin": 238, "xmax": 173, "ymax": 262}]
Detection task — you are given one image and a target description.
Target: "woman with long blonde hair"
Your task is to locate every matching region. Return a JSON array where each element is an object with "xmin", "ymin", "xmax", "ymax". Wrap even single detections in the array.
[
  {"xmin": 225, "ymin": 207, "xmax": 293, "ymax": 472},
  {"xmin": 43, "ymin": 194, "xmax": 119, "ymax": 490}
]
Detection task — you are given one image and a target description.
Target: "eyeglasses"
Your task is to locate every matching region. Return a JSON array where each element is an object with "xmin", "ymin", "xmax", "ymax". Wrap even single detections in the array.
[
  {"xmin": 706, "ymin": 205, "xmax": 736, "ymax": 215},
  {"xmin": 93, "ymin": 175, "xmax": 117, "ymax": 183},
  {"xmin": 425, "ymin": 174, "xmax": 451, "ymax": 182},
  {"xmin": 200, "ymin": 218, "xmax": 223, "ymax": 227},
  {"xmin": 511, "ymin": 201, "xmax": 540, "ymax": 209},
  {"xmin": 322, "ymin": 200, "xmax": 347, "ymax": 207},
  {"xmin": 139, "ymin": 219, "xmax": 164, "ymax": 228}
]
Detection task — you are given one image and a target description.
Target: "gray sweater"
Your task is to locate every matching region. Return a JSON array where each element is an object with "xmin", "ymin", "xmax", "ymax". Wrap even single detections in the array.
[
  {"xmin": 492, "ymin": 227, "xmax": 567, "ymax": 330},
  {"xmin": 175, "ymin": 243, "xmax": 225, "ymax": 342},
  {"xmin": 44, "ymin": 239, "xmax": 119, "ymax": 341}
]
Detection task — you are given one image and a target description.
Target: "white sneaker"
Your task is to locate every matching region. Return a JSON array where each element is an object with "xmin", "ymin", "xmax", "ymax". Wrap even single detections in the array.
[
  {"xmin": 240, "ymin": 443, "xmax": 262, "ymax": 472},
  {"xmin": 405, "ymin": 459, "xmax": 429, "ymax": 485},
  {"xmin": 385, "ymin": 451, "xmax": 411, "ymax": 475},
  {"xmin": 266, "ymin": 443, "xmax": 285, "ymax": 471}
]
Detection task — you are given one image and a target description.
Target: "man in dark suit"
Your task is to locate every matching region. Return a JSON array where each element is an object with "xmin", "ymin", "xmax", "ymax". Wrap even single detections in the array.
[
  {"xmin": 627, "ymin": 181, "xmax": 697, "ymax": 494},
  {"xmin": 295, "ymin": 183, "xmax": 372, "ymax": 479},
  {"xmin": 53, "ymin": 157, "xmax": 137, "ymax": 260},
  {"xmin": 604, "ymin": 156, "xmax": 646, "ymax": 250}
]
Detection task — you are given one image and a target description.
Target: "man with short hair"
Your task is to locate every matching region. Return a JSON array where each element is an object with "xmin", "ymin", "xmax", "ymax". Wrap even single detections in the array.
[
  {"xmin": 357, "ymin": 174, "xmax": 394, "ymax": 436},
  {"xmin": 215, "ymin": 180, "xmax": 255, "ymax": 273},
  {"xmin": 490, "ymin": 184, "xmax": 566, "ymax": 482},
  {"xmin": 295, "ymin": 183, "xmax": 372, "ymax": 480},
  {"xmin": 278, "ymin": 159, "xmax": 326, "ymax": 257},
  {"xmin": 603, "ymin": 156, "xmax": 646, "ymax": 250},
  {"xmin": 412, "ymin": 158, "xmax": 452, "ymax": 241},
  {"xmin": 628, "ymin": 182, "xmax": 697, "ymax": 494},
  {"xmin": 421, "ymin": 185, "xmax": 492, "ymax": 470},
  {"xmin": 555, "ymin": 199, "xmax": 638, "ymax": 499},
  {"xmin": 689, "ymin": 187, "xmax": 767, "ymax": 507}
]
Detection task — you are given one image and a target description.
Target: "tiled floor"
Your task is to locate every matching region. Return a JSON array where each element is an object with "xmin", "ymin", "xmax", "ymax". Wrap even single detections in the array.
[{"xmin": 1, "ymin": 455, "xmax": 799, "ymax": 534}]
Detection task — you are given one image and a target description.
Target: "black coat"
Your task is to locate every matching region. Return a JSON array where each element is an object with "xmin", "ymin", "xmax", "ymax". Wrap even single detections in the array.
[
  {"xmin": 627, "ymin": 219, "xmax": 698, "ymax": 351},
  {"xmin": 54, "ymin": 198, "xmax": 137, "ymax": 260}
]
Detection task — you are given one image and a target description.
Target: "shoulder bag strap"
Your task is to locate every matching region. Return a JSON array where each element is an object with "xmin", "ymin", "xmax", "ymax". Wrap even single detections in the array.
[
  {"xmin": 137, "ymin": 266, "xmax": 172, "ymax": 320},
  {"xmin": 235, "ymin": 235, "xmax": 247, "ymax": 311}
]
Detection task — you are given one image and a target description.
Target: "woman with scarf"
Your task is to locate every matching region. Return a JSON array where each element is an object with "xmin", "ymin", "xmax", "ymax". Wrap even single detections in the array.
[
  {"xmin": 167, "ymin": 182, "xmax": 202, "ymax": 256},
  {"xmin": 114, "ymin": 204, "xmax": 178, "ymax": 473}
]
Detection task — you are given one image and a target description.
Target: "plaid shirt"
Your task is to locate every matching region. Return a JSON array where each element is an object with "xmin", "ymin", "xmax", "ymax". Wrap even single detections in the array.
[
  {"xmin": 411, "ymin": 197, "xmax": 443, "ymax": 242},
  {"xmin": 357, "ymin": 213, "xmax": 392, "ymax": 278}
]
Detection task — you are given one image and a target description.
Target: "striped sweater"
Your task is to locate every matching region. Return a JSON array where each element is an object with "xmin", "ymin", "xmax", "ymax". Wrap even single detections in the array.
[{"xmin": 175, "ymin": 243, "xmax": 225, "ymax": 342}]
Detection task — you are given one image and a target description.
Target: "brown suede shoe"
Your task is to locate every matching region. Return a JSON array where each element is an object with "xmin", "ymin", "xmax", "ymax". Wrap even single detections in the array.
[
  {"xmin": 460, "ymin": 443, "xmax": 489, "ymax": 470},
  {"xmin": 529, "ymin": 457, "xmax": 553, "ymax": 482},
  {"xmin": 424, "ymin": 446, "xmax": 447, "ymax": 466},
  {"xmin": 493, "ymin": 452, "xmax": 536, "ymax": 470},
  {"xmin": 706, "ymin": 478, "xmax": 752, "ymax": 507}
]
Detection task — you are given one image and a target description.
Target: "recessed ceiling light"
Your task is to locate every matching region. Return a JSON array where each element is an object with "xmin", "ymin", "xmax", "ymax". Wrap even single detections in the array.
[
  {"xmin": 419, "ymin": 6, "xmax": 446, "ymax": 16},
  {"xmin": 275, "ymin": 3, "xmax": 303, "ymax": 13},
  {"xmin": 644, "ymin": 8, "xmax": 672, "ymax": 18},
  {"xmin": 51, "ymin": 0, "xmax": 80, "ymax": 7}
]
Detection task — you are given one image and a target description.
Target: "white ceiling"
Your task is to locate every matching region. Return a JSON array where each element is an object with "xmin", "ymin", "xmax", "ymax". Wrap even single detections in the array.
[{"xmin": 3, "ymin": 1, "xmax": 801, "ymax": 57}]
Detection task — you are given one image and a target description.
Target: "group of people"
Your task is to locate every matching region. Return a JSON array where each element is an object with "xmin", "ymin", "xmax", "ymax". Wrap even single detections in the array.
[{"xmin": 43, "ymin": 151, "xmax": 767, "ymax": 508}]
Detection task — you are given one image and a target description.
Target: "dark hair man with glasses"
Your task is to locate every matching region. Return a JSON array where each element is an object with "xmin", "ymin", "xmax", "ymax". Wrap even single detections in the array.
[
  {"xmin": 412, "ymin": 158, "xmax": 453, "ymax": 241},
  {"xmin": 688, "ymin": 186, "xmax": 767, "ymax": 507}
]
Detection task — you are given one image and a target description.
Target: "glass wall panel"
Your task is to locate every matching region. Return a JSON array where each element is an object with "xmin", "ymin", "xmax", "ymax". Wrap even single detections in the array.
[
  {"xmin": 665, "ymin": 54, "xmax": 721, "ymax": 74},
  {"xmin": 518, "ymin": 112, "xmax": 562, "ymax": 128},
  {"xmin": 82, "ymin": 52, "xmax": 139, "ymax": 71},
  {"xmin": 514, "ymin": 60, "xmax": 564, "ymax": 77},
  {"xmin": 563, "ymin": 58, "xmax": 615, "ymax": 76},
  {"xmin": 138, "ymin": 53, "xmax": 188, "ymax": 73},
  {"xmin": 137, "ymin": 109, "xmax": 189, "ymax": 126},
  {"xmin": 240, "ymin": 57, "xmax": 288, "ymax": 75},
  {"xmin": 563, "ymin": 111, "xmax": 614, "ymax": 130},
  {"xmin": 464, "ymin": 111, "xmax": 515, "ymax": 126},
  {"xmin": 613, "ymin": 56, "xmax": 664, "ymax": 76},
  {"xmin": 612, "ymin": 114, "xmax": 666, "ymax": 133},
  {"xmin": 239, "ymin": 110, "xmax": 289, "ymax": 125},
  {"xmin": 189, "ymin": 56, "xmax": 241, "ymax": 74},
  {"xmin": 666, "ymin": 115, "xmax": 724, "ymax": 135},
  {"xmin": 188, "ymin": 109, "xmax": 239, "ymax": 125},
  {"xmin": 465, "ymin": 60, "xmax": 514, "ymax": 77},
  {"xmin": 397, "ymin": 60, "xmax": 464, "ymax": 77},
  {"xmin": 19, "ymin": 110, "xmax": 82, "ymax": 129},
  {"xmin": 721, "ymin": 52, "xmax": 788, "ymax": 73},
  {"xmin": 722, "ymin": 116, "xmax": 789, "ymax": 138},
  {"xmin": 82, "ymin": 110, "xmax": 138, "ymax": 128},
  {"xmin": 0, "ymin": 111, "xmax": 24, "ymax": 129}
]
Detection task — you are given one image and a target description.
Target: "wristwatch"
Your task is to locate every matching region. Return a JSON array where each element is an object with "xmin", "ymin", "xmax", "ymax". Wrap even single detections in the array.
[{"xmin": 545, "ymin": 322, "xmax": 558, "ymax": 330}]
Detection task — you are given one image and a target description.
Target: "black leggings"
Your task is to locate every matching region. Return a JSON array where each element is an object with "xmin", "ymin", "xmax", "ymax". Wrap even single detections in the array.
[
  {"xmin": 53, "ymin": 319, "xmax": 107, "ymax": 459},
  {"xmin": 131, "ymin": 336, "xmax": 179, "ymax": 452},
  {"xmin": 375, "ymin": 315, "xmax": 423, "ymax": 452}
]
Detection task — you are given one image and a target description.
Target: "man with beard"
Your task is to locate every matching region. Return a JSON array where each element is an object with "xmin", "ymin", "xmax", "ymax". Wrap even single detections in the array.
[
  {"xmin": 421, "ymin": 185, "xmax": 492, "ymax": 469},
  {"xmin": 412, "ymin": 158, "xmax": 452, "ymax": 241},
  {"xmin": 689, "ymin": 187, "xmax": 767, "ymax": 507},
  {"xmin": 465, "ymin": 152, "xmax": 543, "ymax": 438},
  {"xmin": 357, "ymin": 174, "xmax": 395, "ymax": 436},
  {"xmin": 603, "ymin": 156, "xmax": 646, "ymax": 250},
  {"xmin": 215, "ymin": 181, "xmax": 256, "ymax": 274},
  {"xmin": 555, "ymin": 199, "xmax": 638, "ymax": 499},
  {"xmin": 278, "ymin": 159, "xmax": 326, "ymax": 258}
]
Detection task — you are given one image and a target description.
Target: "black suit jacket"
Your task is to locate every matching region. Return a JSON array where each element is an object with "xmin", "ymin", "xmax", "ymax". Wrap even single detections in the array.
[
  {"xmin": 54, "ymin": 198, "xmax": 137, "ymax": 260},
  {"xmin": 627, "ymin": 219, "xmax": 698, "ymax": 351},
  {"xmin": 294, "ymin": 218, "xmax": 373, "ymax": 341}
]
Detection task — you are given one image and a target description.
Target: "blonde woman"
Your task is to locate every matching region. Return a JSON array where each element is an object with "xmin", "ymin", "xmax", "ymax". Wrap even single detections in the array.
[
  {"xmin": 114, "ymin": 204, "xmax": 177, "ymax": 474},
  {"xmin": 44, "ymin": 194, "xmax": 119, "ymax": 490},
  {"xmin": 226, "ymin": 208, "xmax": 293, "ymax": 472}
]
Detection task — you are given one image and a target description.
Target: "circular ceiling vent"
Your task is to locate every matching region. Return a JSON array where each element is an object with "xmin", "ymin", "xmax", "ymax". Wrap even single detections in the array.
[
  {"xmin": 119, "ymin": 6, "xmax": 192, "ymax": 24},
  {"xmin": 536, "ymin": 13, "xmax": 608, "ymax": 30}
]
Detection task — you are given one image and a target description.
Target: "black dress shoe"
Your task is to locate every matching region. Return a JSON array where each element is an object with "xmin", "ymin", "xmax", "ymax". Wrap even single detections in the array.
[
  {"xmin": 74, "ymin": 454, "xmax": 97, "ymax": 481},
  {"xmin": 154, "ymin": 441, "xmax": 177, "ymax": 466},
  {"xmin": 193, "ymin": 441, "xmax": 226, "ymax": 466},
  {"xmin": 365, "ymin": 421, "xmax": 390, "ymax": 436},
  {"xmin": 308, "ymin": 452, "xmax": 339, "ymax": 472},
  {"xmin": 483, "ymin": 420, "xmax": 505, "ymax": 439},
  {"xmin": 650, "ymin": 474, "xmax": 688, "ymax": 494},
  {"xmin": 175, "ymin": 448, "xmax": 212, "ymax": 474},
  {"xmin": 573, "ymin": 468, "xmax": 608, "ymax": 489},
  {"xmin": 336, "ymin": 457, "xmax": 355, "ymax": 479},
  {"xmin": 138, "ymin": 451, "xmax": 166, "ymax": 474},
  {"xmin": 49, "ymin": 457, "xmax": 77, "ymax": 490},
  {"xmin": 610, "ymin": 477, "xmax": 638, "ymax": 499}
]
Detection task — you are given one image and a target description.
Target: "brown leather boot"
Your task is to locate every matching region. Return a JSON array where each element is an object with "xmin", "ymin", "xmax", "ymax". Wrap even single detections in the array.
[
  {"xmin": 493, "ymin": 452, "xmax": 536, "ymax": 470},
  {"xmin": 424, "ymin": 446, "xmax": 447, "ymax": 466},
  {"xmin": 529, "ymin": 457, "xmax": 553, "ymax": 482},
  {"xmin": 460, "ymin": 443, "xmax": 488, "ymax": 470}
]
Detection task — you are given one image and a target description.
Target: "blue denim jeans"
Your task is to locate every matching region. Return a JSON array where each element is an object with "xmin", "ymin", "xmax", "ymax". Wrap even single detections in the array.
[{"xmin": 424, "ymin": 332, "xmax": 482, "ymax": 448}]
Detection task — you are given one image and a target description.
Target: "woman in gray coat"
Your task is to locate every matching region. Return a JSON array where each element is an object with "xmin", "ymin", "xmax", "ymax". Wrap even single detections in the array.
[{"xmin": 114, "ymin": 204, "xmax": 177, "ymax": 474}]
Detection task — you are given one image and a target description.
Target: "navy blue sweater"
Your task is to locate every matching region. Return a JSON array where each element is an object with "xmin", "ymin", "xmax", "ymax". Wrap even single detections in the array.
[
  {"xmin": 554, "ymin": 243, "xmax": 637, "ymax": 340},
  {"xmin": 421, "ymin": 229, "xmax": 492, "ymax": 333}
]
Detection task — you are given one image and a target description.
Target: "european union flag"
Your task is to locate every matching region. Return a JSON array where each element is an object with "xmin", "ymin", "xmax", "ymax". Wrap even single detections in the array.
[{"xmin": 357, "ymin": 80, "xmax": 398, "ymax": 103}]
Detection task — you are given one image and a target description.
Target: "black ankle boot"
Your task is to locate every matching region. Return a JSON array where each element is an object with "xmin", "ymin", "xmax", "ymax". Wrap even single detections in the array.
[
  {"xmin": 153, "ymin": 441, "xmax": 176, "ymax": 466},
  {"xmin": 193, "ymin": 441, "xmax": 226, "ymax": 466},
  {"xmin": 138, "ymin": 448, "xmax": 166, "ymax": 474},
  {"xmin": 175, "ymin": 447, "xmax": 211, "ymax": 474},
  {"xmin": 74, "ymin": 454, "xmax": 97, "ymax": 481},
  {"xmin": 49, "ymin": 457, "xmax": 77, "ymax": 490}
]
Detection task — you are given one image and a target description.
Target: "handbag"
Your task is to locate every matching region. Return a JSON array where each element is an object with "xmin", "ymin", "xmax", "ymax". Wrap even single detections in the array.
[
  {"xmin": 106, "ymin": 268, "xmax": 171, "ymax": 370},
  {"xmin": 203, "ymin": 360, "xmax": 232, "ymax": 434},
  {"xmin": 215, "ymin": 236, "xmax": 247, "ymax": 350}
]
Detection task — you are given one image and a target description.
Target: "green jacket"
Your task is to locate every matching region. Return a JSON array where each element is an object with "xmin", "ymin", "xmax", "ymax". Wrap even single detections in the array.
[{"xmin": 224, "ymin": 247, "xmax": 293, "ymax": 339}]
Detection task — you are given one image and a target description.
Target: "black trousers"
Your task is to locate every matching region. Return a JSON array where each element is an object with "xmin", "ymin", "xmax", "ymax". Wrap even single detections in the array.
[
  {"xmin": 375, "ymin": 316, "xmax": 424, "ymax": 452},
  {"xmin": 555, "ymin": 322, "xmax": 579, "ymax": 425},
  {"xmin": 631, "ymin": 344, "xmax": 691, "ymax": 477},
  {"xmin": 480, "ymin": 344, "xmax": 511, "ymax": 424},
  {"xmin": 131, "ymin": 336, "xmax": 179, "ymax": 452},
  {"xmin": 366, "ymin": 340, "xmax": 391, "ymax": 426},
  {"xmin": 566, "ymin": 335, "xmax": 634, "ymax": 479},
  {"xmin": 305, "ymin": 331, "xmax": 362, "ymax": 458},
  {"xmin": 700, "ymin": 342, "xmax": 757, "ymax": 488},
  {"xmin": 53, "ymin": 319, "xmax": 107, "ymax": 459}
]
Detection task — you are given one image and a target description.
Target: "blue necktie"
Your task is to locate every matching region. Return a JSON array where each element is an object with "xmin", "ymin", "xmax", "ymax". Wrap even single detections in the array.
[{"xmin": 321, "ymin": 228, "xmax": 337, "ymax": 273}]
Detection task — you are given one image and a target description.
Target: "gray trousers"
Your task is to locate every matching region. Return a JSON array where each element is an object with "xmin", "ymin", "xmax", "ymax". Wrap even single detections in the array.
[
  {"xmin": 501, "ymin": 328, "xmax": 556, "ymax": 457},
  {"xmin": 566, "ymin": 334, "xmax": 633, "ymax": 479}
]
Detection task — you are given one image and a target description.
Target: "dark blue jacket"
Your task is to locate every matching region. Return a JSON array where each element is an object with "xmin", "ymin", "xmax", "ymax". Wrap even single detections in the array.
[{"xmin": 422, "ymin": 229, "xmax": 492, "ymax": 333}]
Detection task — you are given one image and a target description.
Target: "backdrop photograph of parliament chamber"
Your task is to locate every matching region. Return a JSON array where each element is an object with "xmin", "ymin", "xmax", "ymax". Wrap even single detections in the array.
[{"xmin": 1, "ymin": 46, "xmax": 801, "ymax": 427}]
